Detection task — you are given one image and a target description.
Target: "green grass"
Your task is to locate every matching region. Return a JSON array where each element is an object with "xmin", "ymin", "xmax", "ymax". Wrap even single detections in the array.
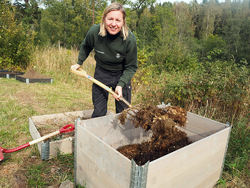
[
  {"xmin": 0, "ymin": 77, "xmax": 78, "ymax": 187},
  {"xmin": 221, "ymin": 119, "xmax": 250, "ymax": 186},
  {"xmin": 26, "ymin": 153, "xmax": 74, "ymax": 187},
  {"xmin": 0, "ymin": 80, "xmax": 34, "ymax": 149},
  {"xmin": 215, "ymin": 119, "xmax": 249, "ymax": 188}
]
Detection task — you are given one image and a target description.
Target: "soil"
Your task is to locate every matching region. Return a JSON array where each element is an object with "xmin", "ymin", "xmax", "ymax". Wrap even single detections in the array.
[
  {"xmin": 117, "ymin": 105, "xmax": 191, "ymax": 165},
  {"xmin": 18, "ymin": 69, "xmax": 50, "ymax": 79},
  {"xmin": 35, "ymin": 115, "xmax": 88, "ymax": 140}
]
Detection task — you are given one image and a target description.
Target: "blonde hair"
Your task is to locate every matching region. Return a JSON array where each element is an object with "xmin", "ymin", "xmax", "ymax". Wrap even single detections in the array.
[{"xmin": 99, "ymin": 2, "xmax": 129, "ymax": 40}]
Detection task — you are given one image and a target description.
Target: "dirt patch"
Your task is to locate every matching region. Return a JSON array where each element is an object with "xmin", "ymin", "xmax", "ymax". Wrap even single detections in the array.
[
  {"xmin": 18, "ymin": 69, "xmax": 50, "ymax": 79},
  {"xmin": 12, "ymin": 169, "xmax": 28, "ymax": 188},
  {"xmin": 15, "ymin": 90, "xmax": 44, "ymax": 113},
  {"xmin": 0, "ymin": 162, "xmax": 20, "ymax": 176},
  {"xmin": 117, "ymin": 105, "xmax": 191, "ymax": 165},
  {"xmin": 15, "ymin": 91, "xmax": 36, "ymax": 105}
]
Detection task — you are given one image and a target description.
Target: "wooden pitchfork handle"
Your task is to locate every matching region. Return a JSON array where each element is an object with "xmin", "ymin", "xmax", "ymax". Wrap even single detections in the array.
[{"xmin": 71, "ymin": 67, "xmax": 132, "ymax": 108}]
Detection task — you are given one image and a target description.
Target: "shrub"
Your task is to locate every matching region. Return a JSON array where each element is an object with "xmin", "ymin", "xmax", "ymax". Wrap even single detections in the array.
[{"xmin": 134, "ymin": 59, "xmax": 249, "ymax": 123}]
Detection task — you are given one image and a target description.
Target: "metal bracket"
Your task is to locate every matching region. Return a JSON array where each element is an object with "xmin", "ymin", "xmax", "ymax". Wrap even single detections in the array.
[
  {"xmin": 41, "ymin": 140, "xmax": 50, "ymax": 160},
  {"xmin": 130, "ymin": 160, "xmax": 149, "ymax": 188}
]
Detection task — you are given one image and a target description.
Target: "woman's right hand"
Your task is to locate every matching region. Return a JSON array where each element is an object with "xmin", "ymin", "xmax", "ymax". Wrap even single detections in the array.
[{"xmin": 71, "ymin": 64, "xmax": 80, "ymax": 71}]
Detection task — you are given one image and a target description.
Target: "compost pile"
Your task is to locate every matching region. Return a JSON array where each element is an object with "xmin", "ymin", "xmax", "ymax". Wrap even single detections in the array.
[
  {"xmin": 19, "ymin": 69, "xmax": 50, "ymax": 79},
  {"xmin": 117, "ymin": 105, "xmax": 191, "ymax": 165}
]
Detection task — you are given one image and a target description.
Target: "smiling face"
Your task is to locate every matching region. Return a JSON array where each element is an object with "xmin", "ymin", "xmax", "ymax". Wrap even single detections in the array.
[{"xmin": 104, "ymin": 10, "xmax": 124, "ymax": 35}]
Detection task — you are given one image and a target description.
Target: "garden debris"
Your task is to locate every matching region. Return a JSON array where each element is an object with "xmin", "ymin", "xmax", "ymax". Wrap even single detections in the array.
[{"xmin": 117, "ymin": 105, "xmax": 191, "ymax": 165}]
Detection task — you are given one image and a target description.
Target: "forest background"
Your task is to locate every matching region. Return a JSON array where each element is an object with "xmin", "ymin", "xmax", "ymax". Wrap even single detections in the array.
[{"xmin": 0, "ymin": 0, "xmax": 249, "ymax": 187}]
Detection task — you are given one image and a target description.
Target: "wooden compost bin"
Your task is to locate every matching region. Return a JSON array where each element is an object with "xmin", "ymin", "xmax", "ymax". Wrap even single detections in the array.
[
  {"xmin": 29, "ymin": 110, "xmax": 113, "ymax": 160},
  {"xmin": 75, "ymin": 111, "xmax": 231, "ymax": 188}
]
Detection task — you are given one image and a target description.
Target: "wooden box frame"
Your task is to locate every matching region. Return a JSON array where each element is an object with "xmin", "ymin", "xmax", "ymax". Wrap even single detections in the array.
[
  {"xmin": 29, "ymin": 110, "xmax": 97, "ymax": 160},
  {"xmin": 75, "ymin": 112, "xmax": 231, "ymax": 188}
]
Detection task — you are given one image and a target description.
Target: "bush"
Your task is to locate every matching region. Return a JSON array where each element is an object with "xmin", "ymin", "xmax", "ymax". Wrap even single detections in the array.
[
  {"xmin": 0, "ymin": 0, "xmax": 34, "ymax": 71},
  {"xmin": 134, "ymin": 59, "xmax": 249, "ymax": 123}
]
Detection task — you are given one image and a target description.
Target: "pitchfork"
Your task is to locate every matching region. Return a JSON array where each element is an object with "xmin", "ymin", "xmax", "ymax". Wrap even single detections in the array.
[{"xmin": 0, "ymin": 124, "xmax": 74, "ymax": 162}]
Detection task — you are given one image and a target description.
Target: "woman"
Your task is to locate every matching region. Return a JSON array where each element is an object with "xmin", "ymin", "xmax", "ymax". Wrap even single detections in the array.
[{"xmin": 71, "ymin": 2, "xmax": 138, "ymax": 118}]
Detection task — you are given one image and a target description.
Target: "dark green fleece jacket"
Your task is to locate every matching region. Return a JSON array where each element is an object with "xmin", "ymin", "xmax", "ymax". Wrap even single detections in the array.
[{"xmin": 77, "ymin": 24, "xmax": 138, "ymax": 87}]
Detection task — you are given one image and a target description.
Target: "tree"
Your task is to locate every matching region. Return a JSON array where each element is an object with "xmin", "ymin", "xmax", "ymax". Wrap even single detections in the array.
[
  {"xmin": 219, "ymin": 1, "xmax": 250, "ymax": 63},
  {"xmin": 130, "ymin": 0, "xmax": 156, "ymax": 27},
  {"xmin": 13, "ymin": 0, "xmax": 42, "ymax": 45},
  {"xmin": 0, "ymin": 0, "xmax": 34, "ymax": 70},
  {"xmin": 40, "ymin": 0, "xmax": 107, "ymax": 47},
  {"xmin": 174, "ymin": 2, "xmax": 195, "ymax": 41}
]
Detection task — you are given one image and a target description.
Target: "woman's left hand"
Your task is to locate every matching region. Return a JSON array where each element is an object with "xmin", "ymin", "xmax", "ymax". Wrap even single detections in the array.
[{"xmin": 114, "ymin": 86, "xmax": 123, "ymax": 101}]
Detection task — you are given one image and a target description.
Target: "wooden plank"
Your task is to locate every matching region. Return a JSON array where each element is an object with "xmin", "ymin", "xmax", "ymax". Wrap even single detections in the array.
[
  {"xmin": 146, "ymin": 127, "xmax": 230, "ymax": 188},
  {"xmin": 76, "ymin": 125, "xmax": 131, "ymax": 188},
  {"xmin": 195, "ymin": 168, "xmax": 222, "ymax": 188},
  {"xmin": 185, "ymin": 112, "xmax": 227, "ymax": 137},
  {"xmin": 29, "ymin": 117, "xmax": 42, "ymax": 154},
  {"xmin": 78, "ymin": 114, "xmax": 152, "ymax": 149},
  {"xmin": 177, "ymin": 126, "xmax": 204, "ymax": 142},
  {"xmin": 77, "ymin": 153, "xmax": 126, "ymax": 188},
  {"xmin": 31, "ymin": 110, "xmax": 93, "ymax": 123},
  {"xmin": 49, "ymin": 137, "xmax": 73, "ymax": 159}
]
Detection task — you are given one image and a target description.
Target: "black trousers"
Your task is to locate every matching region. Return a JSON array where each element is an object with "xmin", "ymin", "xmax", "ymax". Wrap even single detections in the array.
[{"xmin": 91, "ymin": 66, "xmax": 131, "ymax": 118}]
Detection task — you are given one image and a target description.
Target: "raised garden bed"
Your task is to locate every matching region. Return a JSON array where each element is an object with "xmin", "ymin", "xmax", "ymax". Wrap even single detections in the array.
[
  {"xmin": 75, "ymin": 106, "xmax": 231, "ymax": 188},
  {"xmin": 29, "ymin": 110, "xmax": 113, "ymax": 160},
  {"xmin": 16, "ymin": 69, "xmax": 53, "ymax": 84},
  {"xmin": 0, "ymin": 70, "xmax": 24, "ymax": 78}
]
